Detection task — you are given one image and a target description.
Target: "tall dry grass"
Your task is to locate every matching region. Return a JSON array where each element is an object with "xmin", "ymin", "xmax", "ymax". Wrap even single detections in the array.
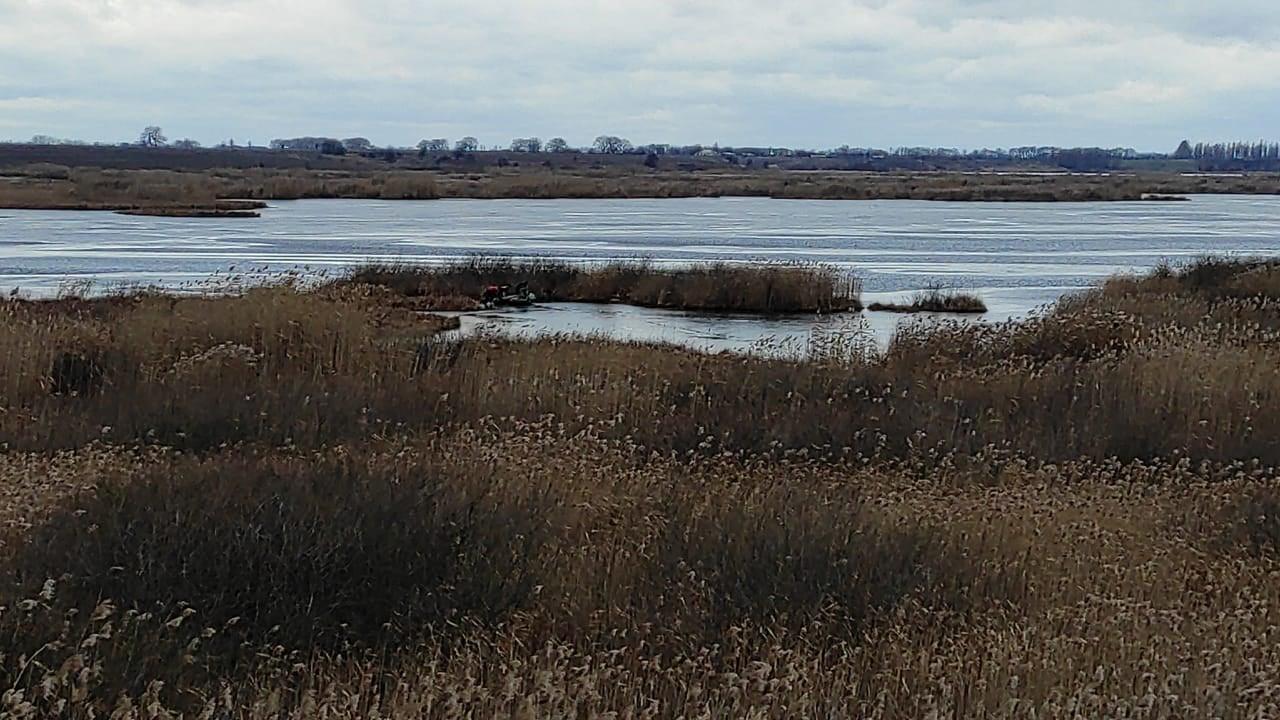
[
  {"xmin": 1, "ymin": 257, "xmax": 1279, "ymax": 716},
  {"xmin": 2, "ymin": 432, "xmax": 1277, "ymax": 716},
  {"xmin": 2, "ymin": 260, "xmax": 1279, "ymax": 463},
  {"xmin": 340, "ymin": 258, "xmax": 863, "ymax": 312}
]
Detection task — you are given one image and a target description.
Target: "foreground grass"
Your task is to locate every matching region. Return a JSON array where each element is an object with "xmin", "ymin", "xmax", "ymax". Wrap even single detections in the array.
[
  {"xmin": 1, "ymin": 258, "xmax": 1280, "ymax": 716},
  {"xmin": 339, "ymin": 258, "xmax": 863, "ymax": 313},
  {"xmin": 6, "ymin": 436, "xmax": 1278, "ymax": 717}
]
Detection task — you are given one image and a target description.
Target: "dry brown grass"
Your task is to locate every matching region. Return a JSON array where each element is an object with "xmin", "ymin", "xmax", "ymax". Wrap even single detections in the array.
[
  {"xmin": 2, "ymin": 260, "xmax": 1279, "ymax": 462},
  {"xmin": 4, "ymin": 163, "xmax": 1280, "ymax": 210},
  {"xmin": 3, "ymin": 436, "xmax": 1277, "ymax": 717},
  {"xmin": 2, "ymin": 258, "xmax": 1280, "ymax": 717},
  {"xmin": 869, "ymin": 287, "xmax": 988, "ymax": 313},
  {"xmin": 340, "ymin": 258, "xmax": 863, "ymax": 312},
  {"xmin": 0, "ymin": 166, "xmax": 442, "ymax": 212}
]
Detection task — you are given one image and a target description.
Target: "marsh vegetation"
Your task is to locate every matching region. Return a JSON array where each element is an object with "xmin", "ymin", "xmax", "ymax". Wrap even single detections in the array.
[
  {"xmin": 868, "ymin": 287, "xmax": 988, "ymax": 313},
  {"xmin": 338, "ymin": 259, "xmax": 863, "ymax": 313},
  {"xmin": 1, "ymin": 258, "xmax": 1280, "ymax": 717},
  {"xmin": 3, "ymin": 159, "xmax": 1280, "ymax": 213}
]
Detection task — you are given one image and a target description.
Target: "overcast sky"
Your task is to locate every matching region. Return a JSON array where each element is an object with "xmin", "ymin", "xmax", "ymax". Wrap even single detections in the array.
[{"xmin": 1, "ymin": 0, "xmax": 1276, "ymax": 151}]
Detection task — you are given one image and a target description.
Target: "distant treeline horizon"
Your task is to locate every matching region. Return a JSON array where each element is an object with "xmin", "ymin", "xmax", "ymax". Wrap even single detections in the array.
[{"xmin": 9, "ymin": 129, "xmax": 1280, "ymax": 172}]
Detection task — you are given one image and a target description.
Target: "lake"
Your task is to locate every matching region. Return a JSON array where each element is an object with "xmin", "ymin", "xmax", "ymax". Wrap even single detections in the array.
[{"xmin": 3, "ymin": 195, "xmax": 1279, "ymax": 350}]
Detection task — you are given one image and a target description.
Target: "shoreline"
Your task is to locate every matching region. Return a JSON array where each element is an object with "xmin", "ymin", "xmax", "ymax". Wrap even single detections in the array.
[
  {"xmin": 1, "ymin": 165, "xmax": 1278, "ymax": 210},
  {"xmin": 0, "ymin": 189, "xmax": 1249, "ymax": 214}
]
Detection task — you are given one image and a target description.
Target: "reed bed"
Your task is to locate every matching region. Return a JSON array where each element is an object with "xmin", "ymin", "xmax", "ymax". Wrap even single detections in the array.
[
  {"xmin": 0, "ymin": 258, "xmax": 1279, "ymax": 717},
  {"xmin": 339, "ymin": 258, "xmax": 863, "ymax": 313},
  {"xmin": 868, "ymin": 287, "xmax": 988, "ymax": 313},
  {"xmin": 2, "ymin": 260, "xmax": 1275, "ymax": 462}
]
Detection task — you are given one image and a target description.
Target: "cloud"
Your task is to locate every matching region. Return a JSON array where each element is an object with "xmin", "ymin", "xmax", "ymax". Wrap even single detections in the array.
[
  {"xmin": 0, "ymin": 0, "xmax": 1276, "ymax": 149},
  {"xmin": 1019, "ymin": 82, "xmax": 1189, "ymax": 119},
  {"xmin": 0, "ymin": 96, "xmax": 85, "ymax": 112}
]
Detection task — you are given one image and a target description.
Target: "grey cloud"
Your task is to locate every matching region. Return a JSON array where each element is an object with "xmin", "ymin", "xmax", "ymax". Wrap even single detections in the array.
[{"xmin": 0, "ymin": 0, "xmax": 1277, "ymax": 149}]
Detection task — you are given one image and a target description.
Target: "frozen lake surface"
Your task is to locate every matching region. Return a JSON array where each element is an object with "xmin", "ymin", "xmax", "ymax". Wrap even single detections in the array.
[{"xmin": 3, "ymin": 195, "xmax": 1279, "ymax": 350}]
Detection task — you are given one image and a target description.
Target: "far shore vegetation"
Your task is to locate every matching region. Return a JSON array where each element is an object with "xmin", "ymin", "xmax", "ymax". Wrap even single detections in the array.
[
  {"xmin": 2, "ymin": 257, "xmax": 1280, "ymax": 715},
  {"xmin": 2, "ymin": 141, "xmax": 1280, "ymax": 213}
]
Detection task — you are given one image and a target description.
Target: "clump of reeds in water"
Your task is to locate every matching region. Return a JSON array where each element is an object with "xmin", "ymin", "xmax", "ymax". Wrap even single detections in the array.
[
  {"xmin": 868, "ymin": 285, "xmax": 988, "ymax": 313},
  {"xmin": 337, "ymin": 257, "xmax": 863, "ymax": 313}
]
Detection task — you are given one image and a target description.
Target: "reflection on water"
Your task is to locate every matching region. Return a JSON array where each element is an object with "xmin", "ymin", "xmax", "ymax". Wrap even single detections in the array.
[
  {"xmin": 447, "ymin": 291, "xmax": 1038, "ymax": 352},
  {"xmin": 450, "ymin": 303, "xmax": 886, "ymax": 355},
  {"xmin": 3, "ymin": 195, "xmax": 1280, "ymax": 352}
]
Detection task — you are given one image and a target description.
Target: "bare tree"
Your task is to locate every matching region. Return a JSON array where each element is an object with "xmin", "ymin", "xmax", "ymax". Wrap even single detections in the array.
[
  {"xmin": 592, "ymin": 135, "xmax": 633, "ymax": 154},
  {"xmin": 454, "ymin": 137, "xmax": 479, "ymax": 153},
  {"xmin": 139, "ymin": 126, "xmax": 168, "ymax": 147},
  {"xmin": 545, "ymin": 137, "xmax": 570, "ymax": 153},
  {"xmin": 173, "ymin": 139, "xmax": 202, "ymax": 149}
]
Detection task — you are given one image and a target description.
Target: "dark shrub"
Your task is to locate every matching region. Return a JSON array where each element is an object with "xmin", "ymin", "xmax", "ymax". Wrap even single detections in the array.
[
  {"xmin": 48, "ymin": 350, "xmax": 105, "ymax": 396},
  {"xmin": 6, "ymin": 452, "xmax": 546, "ymax": 648},
  {"xmin": 1227, "ymin": 486, "xmax": 1280, "ymax": 555}
]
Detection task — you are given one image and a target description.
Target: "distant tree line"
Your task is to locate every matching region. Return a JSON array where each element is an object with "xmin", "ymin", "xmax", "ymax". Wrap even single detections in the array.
[
  {"xmin": 270, "ymin": 137, "xmax": 370, "ymax": 154},
  {"xmin": 1177, "ymin": 140, "xmax": 1280, "ymax": 171},
  {"xmin": 14, "ymin": 128, "xmax": 1280, "ymax": 173},
  {"xmin": 262, "ymin": 136, "xmax": 1280, "ymax": 172},
  {"xmin": 28, "ymin": 135, "xmax": 89, "ymax": 146}
]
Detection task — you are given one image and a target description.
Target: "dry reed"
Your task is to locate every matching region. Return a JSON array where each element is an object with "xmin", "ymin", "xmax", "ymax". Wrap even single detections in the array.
[
  {"xmin": 0, "ymin": 257, "xmax": 1279, "ymax": 717},
  {"xmin": 868, "ymin": 286, "xmax": 988, "ymax": 313},
  {"xmin": 339, "ymin": 258, "xmax": 862, "ymax": 313}
]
